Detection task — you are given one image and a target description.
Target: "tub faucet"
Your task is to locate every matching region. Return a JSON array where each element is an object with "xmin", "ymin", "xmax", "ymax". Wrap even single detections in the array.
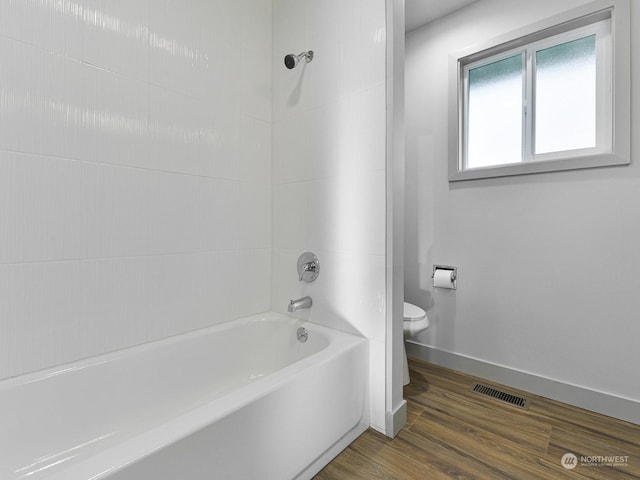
[{"xmin": 288, "ymin": 296, "xmax": 312, "ymax": 312}]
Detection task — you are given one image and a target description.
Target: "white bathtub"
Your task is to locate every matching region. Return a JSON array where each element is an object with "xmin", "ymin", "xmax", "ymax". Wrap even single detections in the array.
[{"xmin": 0, "ymin": 313, "xmax": 369, "ymax": 480}]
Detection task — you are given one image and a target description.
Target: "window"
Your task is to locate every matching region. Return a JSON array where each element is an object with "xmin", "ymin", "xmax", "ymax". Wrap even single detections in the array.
[{"xmin": 449, "ymin": 0, "xmax": 630, "ymax": 181}]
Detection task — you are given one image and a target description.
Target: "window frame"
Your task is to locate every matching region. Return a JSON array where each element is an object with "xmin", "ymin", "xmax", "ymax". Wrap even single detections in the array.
[{"xmin": 448, "ymin": 0, "xmax": 630, "ymax": 182}]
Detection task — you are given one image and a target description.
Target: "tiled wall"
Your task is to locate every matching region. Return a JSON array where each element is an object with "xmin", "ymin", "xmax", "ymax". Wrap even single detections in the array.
[
  {"xmin": 271, "ymin": 0, "xmax": 388, "ymax": 431},
  {"xmin": 0, "ymin": 0, "xmax": 272, "ymax": 380}
]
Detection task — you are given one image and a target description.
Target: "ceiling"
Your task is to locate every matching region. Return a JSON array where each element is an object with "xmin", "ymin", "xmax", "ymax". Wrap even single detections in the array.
[{"xmin": 405, "ymin": 0, "xmax": 480, "ymax": 33}]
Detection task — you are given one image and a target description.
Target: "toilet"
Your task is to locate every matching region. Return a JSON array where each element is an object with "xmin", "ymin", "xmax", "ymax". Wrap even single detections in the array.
[{"xmin": 402, "ymin": 302, "xmax": 429, "ymax": 385}]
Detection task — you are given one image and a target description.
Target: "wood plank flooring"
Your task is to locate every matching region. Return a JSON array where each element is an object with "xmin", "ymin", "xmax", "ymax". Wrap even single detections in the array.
[{"xmin": 314, "ymin": 358, "xmax": 640, "ymax": 479}]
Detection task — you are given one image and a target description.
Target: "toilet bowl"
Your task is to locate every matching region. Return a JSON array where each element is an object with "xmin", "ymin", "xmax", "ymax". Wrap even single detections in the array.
[
  {"xmin": 402, "ymin": 302, "xmax": 429, "ymax": 385},
  {"xmin": 403, "ymin": 302, "xmax": 429, "ymax": 338}
]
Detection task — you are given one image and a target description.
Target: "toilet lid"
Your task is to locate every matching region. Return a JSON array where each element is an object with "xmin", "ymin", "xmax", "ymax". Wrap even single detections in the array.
[{"xmin": 403, "ymin": 302, "xmax": 426, "ymax": 321}]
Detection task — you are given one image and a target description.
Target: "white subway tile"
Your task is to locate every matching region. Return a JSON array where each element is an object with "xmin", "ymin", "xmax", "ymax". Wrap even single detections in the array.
[
  {"xmin": 200, "ymin": 0, "xmax": 242, "ymax": 55},
  {"xmin": 241, "ymin": 0, "xmax": 272, "ymax": 55},
  {"xmin": 240, "ymin": 0, "xmax": 272, "ymax": 123},
  {"xmin": 270, "ymin": 249, "xmax": 281, "ymax": 313},
  {"xmin": 81, "ymin": 163, "xmax": 149, "ymax": 259},
  {"xmin": 198, "ymin": 249, "xmax": 270, "ymax": 327},
  {"xmin": 82, "ymin": 0, "xmax": 150, "ymax": 82},
  {"xmin": 197, "ymin": 252, "xmax": 233, "ymax": 327},
  {"xmin": 306, "ymin": 177, "xmax": 340, "ymax": 253},
  {"xmin": 199, "ymin": 101, "xmax": 241, "ymax": 179},
  {"xmin": 79, "ymin": 257, "xmax": 149, "ymax": 358},
  {"xmin": 149, "ymin": 0, "xmax": 202, "ymax": 97},
  {"xmin": 149, "ymin": 86, "xmax": 201, "ymax": 175},
  {"xmin": 146, "ymin": 170, "xmax": 200, "ymax": 255},
  {"xmin": 338, "ymin": 84, "xmax": 386, "ymax": 175},
  {"xmin": 270, "ymin": 248, "xmax": 305, "ymax": 318},
  {"xmin": 0, "ymin": 38, "xmax": 81, "ymax": 159},
  {"xmin": 273, "ymin": 182, "xmax": 309, "ymax": 251},
  {"xmin": 272, "ymin": 111, "xmax": 311, "ymax": 184},
  {"xmin": 307, "ymin": 25, "xmax": 343, "ymax": 109},
  {"xmin": 198, "ymin": 2, "xmax": 241, "ymax": 105},
  {"xmin": 237, "ymin": 249, "xmax": 271, "ymax": 316},
  {"xmin": 201, "ymin": 178, "xmax": 268, "ymax": 252},
  {"xmin": 0, "ymin": 0, "xmax": 83, "ymax": 60},
  {"xmin": 341, "ymin": 0, "xmax": 386, "ymax": 94},
  {"xmin": 0, "ymin": 261, "xmax": 80, "ymax": 379},
  {"xmin": 63, "ymin": 58, "xmax": 85, "ymax": 161},
  {"xmin": 303, "ymin": 250, "xmax": 385, "ymax": 337},
  {"xmin": 307, "ymin": 172, "xmax": 385, "ymax": 256},
  {"xmin": 272, "ymin": 0, "xmax": 308, "ymax": 63},
  {"xmin": 341, "ymin": 252, "xmax": 386, "ymax": 338},
  {"xmin": 199, "ymin": 178, "xmax": 240, "ymax": 252},
  {"xmin": 276, "ymin": 85, "xmax": 385, "ymax": 183},
  {"xmin": 271, "ymin": 63, "xmax": 311, "ymax": 123},
  {"xmin": 239, "ymin": 117, "xmax": 271, "ymax": 183},
  {"xmin": 198, "ymin": 250, "xmax": 248, "ymax": 326},
  {"xmin": 307, "ymin": 0, "xmax": 342, "ymax": 42},
  {"xmin": 241, "ymin": 46, "xmax": 272, "ymax": 123},
  {"xmin": 147, "ymin": 254, "xmax": 200, "ymax": 339},
  {"xmin": 306, "ymin": 103, "xmax": 340, "ymax": 180},
  {"xmin": 239, "ymin": 181, "xmax": 272, "ymax": 250},
  {"xmin": 75, "ymin": 65, "xmax": 149, "ymax": 168},
  {"xmin": 0, "ymin": 151, "xmax": 81, "ymax": 264}
]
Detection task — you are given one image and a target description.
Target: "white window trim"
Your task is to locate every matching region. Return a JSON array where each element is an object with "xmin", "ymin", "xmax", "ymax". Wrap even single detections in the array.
[{"xmin": 448, "ymin": 0, "xmax": 630, "ymax": 182}]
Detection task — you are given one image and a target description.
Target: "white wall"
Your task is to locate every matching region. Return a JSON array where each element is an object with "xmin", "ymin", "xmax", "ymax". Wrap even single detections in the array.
[
  {"xmin": 271, "ymin": 0, "xmax": 388, "ymax": 431},
  {"xmin": 405, "ymin": 0, "xmax": 640, "ymax": 412},
  {"xmin": 0, "ymin": 0, "xmax": 272, "ymax": 380}
]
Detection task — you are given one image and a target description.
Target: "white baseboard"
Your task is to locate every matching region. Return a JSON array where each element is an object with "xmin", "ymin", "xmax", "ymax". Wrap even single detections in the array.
[
  {"xmin": 385, "ymin": 400, "xmax": 407, "ymax": 438},
  {"xmin": 406, "ymin": 341, "xmax": 640, "ymax": 426}
]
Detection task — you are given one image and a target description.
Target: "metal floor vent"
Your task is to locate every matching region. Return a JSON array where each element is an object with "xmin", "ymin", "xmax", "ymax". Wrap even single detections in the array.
[{"xmin": 469, "ymin": 382, "xmax": 530, "ymax": 410}]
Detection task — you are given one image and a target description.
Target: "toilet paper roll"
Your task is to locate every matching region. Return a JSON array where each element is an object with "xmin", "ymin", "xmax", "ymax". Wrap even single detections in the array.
[{"xmin": 433, "ymin": 269, "xmax": 455, "ymax": 289}]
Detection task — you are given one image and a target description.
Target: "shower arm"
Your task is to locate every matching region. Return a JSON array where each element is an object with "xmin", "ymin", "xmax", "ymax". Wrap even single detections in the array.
[{"xmin": 297, "ymin": 51, "xmax": 314, "ymax": 62}]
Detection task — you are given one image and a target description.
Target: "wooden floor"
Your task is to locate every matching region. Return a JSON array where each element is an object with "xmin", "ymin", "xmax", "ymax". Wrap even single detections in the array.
[{"xmin": 314, "ymin": 358, "xmax": 640, "ymax": 479}]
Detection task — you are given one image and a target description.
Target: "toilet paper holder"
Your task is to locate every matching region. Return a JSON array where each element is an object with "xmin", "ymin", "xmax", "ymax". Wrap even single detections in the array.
[{"xmin": 432, "ymin": 265, "xmax": 457, "ymax": 289}]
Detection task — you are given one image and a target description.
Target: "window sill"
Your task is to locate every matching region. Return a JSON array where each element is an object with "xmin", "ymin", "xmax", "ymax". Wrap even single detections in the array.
[{"xmin": 449, "ymin": 152, "xmax": 630, "ymax": 182}]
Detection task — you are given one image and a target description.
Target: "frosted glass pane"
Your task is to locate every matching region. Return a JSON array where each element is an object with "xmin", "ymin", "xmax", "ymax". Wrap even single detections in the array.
[
  {"xmin": 535, "ymin": 35, "xmax": 596, "ymax": 154},
  {"xmin": 467, "ymin": 54, "xmax": 523, "ymax": 169}
]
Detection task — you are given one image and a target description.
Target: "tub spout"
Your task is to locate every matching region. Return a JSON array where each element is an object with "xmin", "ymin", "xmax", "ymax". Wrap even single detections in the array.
[{"xmin": 288, "ymin": 296, "xmax": 312, "ymax": 312}]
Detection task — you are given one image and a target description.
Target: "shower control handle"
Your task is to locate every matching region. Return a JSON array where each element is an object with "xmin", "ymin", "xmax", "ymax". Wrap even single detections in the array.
[{"xmin": 297, "ymin": 252, "xmax": 319, "ymax": 282}]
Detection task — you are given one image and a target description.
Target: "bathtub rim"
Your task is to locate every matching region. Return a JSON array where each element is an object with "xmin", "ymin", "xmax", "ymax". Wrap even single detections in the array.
[{"xmin": 0, "ymin": 311, "xmax": 353, "ymax": 389}]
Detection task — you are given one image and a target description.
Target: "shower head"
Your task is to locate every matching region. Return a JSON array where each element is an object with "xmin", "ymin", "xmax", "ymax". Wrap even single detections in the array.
[{"xmin": 284, "ymin": 50, "xmax": 314, "ymax": 69}]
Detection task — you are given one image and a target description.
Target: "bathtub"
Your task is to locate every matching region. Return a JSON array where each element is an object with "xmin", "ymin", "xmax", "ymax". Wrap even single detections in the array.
[{"xmin": 0, "ymin": 313, "xmax": 369, "ymax": 480}]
